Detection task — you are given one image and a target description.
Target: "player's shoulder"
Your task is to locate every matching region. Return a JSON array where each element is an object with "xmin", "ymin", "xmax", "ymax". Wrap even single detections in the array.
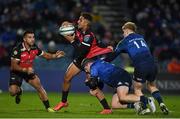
[
  {"xmin": 12, "ymin": 42, "xmax": 23, "ymax": 51},
  {"xmin": 31, "ymin": 44, "xmax": 39, "ymax": 49},
  {"xmin": 85, "ymin": 30, "xmax": 95, "ymax": 37}
]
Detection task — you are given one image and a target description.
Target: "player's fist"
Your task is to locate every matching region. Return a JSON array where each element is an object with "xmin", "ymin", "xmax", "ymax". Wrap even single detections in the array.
[{"xmin": 27, "ymin": 67, "xmax": 34, "ymax": 75}]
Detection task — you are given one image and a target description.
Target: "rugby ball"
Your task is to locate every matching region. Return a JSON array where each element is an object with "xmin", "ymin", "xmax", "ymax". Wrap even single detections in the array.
[{"xmin": 59, "ymin": 25, "xmax": 75, "ymax": 35}]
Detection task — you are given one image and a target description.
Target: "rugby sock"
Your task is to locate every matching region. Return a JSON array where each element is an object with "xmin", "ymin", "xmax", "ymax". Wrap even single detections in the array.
[
  {"xmin": 100, "ymin": 98, "xmax": 110, "ymax": 109},
  {"xmin": 43, "ymin": 100, "xmax": 50, "ymax": 109},
  {"xmin": 127, "ymin": 103, "xmax": 134, "ymax": 108},
  {"xmin": 152, "ymin": 90, "xmax": 163, "ymax": 105},
  {"xmin": 140, "ymin": 96, "xmax": 148, "ymax": 109},
  {"xmin": 61, "ymin": 91, "xmax": 69, "ymax": 103}
]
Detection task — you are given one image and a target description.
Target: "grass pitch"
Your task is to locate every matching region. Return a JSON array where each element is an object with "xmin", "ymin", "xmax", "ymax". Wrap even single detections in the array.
[{"xmin": 0, "ymin": 92, "xmax": 179, "ymax": 118}]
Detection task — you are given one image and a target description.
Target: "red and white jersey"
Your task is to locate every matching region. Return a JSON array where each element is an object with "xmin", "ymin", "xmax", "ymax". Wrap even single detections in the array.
[
  {"xmin": 11, "ymin": 42, "xmax": 44, "ymax": 68},
  {"xmin": 75, "ymin": 30, "xmax": 112, "ymax": 59}
]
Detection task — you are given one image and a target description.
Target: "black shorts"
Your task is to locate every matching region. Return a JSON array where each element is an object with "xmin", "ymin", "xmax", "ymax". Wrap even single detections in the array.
[
  {"xmin": 9, "ymin": 71, "xmax": 36, "ymax": 87},
  {"xmin": 133, "ymin": 64, "xmax": 158, "ymax": 83}
]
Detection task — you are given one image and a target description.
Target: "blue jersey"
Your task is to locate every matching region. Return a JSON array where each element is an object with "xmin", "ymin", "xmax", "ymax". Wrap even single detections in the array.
[
  {"xmin": 115, "ymin": 33, "xmax": 155, "ymax": 67},
  {"xmin": 90, "ymin": 60, "xmax": 132, "ymax": 88}
]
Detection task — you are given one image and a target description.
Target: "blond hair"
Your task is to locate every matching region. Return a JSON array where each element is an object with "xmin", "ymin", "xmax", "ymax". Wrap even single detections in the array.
[{"xmin": 122, "ymin": 22, "xmax": 137, "ymax": 32}]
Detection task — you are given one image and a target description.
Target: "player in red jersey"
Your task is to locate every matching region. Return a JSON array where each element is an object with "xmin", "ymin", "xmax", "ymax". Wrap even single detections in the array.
[
  {"xmin": 54, "ymin": 12, "xmax": 113, "ymax": 113},
  {"xmin": 9, "ymin": 30, "xmax": 65, "ymax": 112}
]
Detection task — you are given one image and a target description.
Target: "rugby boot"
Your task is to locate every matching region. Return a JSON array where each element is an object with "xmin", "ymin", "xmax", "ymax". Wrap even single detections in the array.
[{"xmin": 53, "ymin": 102, "xmax": 68, "ymax": 111}]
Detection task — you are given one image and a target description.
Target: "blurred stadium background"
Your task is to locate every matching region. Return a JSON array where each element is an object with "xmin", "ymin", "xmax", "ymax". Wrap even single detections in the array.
[{"xmin": 0, "ymin": 0, "xmax": 180, "ymax": 117}]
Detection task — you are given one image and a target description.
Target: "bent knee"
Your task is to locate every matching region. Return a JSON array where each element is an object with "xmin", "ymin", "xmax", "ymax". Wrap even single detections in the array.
[{"xmin": 9, "ymin": 89, "xmax": 18, "ymax": 96}]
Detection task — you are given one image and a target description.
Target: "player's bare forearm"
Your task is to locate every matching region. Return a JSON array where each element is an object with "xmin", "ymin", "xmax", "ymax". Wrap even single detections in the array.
[
  {"xmin": 42, "ymin": 51, "xmax": 65, "ymax": 60},
  {"xmin": 11, "ymin": 59, "xmax": 33, "ymax": 74},
  {"xmin": 11, "ymin": 59, "xmax": 24, "ymax": 72}
]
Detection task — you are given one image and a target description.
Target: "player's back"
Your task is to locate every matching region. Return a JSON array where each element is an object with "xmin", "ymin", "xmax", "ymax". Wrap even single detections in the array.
[
  {"xmin": 124, "ymin": 33, "xmax": 155, "ymax": 67},
  {"xmin": 90, "ymin": 60, "xmax": 130, "ymax": 87}
]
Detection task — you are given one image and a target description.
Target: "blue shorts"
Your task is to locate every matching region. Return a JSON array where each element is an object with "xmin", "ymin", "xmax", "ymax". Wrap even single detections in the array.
[{"xmin": 133, "ymin": 63, "xmax": 158, "ymax": 83}]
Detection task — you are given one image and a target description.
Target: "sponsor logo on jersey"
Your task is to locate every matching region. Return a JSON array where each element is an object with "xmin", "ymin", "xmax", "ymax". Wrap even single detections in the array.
[
  {"xmin": 84, "ymin": 35, "xmax": 91, "ymax": 42},
  {"xmin": 14, "ymin": 50, "xmax": 18, "ymax": 55}
]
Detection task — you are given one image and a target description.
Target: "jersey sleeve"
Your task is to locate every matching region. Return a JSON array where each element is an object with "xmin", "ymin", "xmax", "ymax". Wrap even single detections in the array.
[
  {"xmin": 71, "ymin": 33, "xmax": 94, "ymax": 59},
  {"xmin": 81, "ymin": 34, "xmax": 93, "ymax": 47},
  {"xmin": 115, "ymin": 39, "xmax": 126, "ymax": 53},
  {"xmin": 35, "ymin": 45, "xmax": 44, "ymax": 56},
  {"xmin": 90, "ymin": 65, "xmax": 98, "ymax": 77},
  {"xmin": 104, "ymin": 40, "xmax": 126, "ymax": 62},
  {"xmin": 11, "ymin": 47, "xmax": 21, "ymax": 61}
]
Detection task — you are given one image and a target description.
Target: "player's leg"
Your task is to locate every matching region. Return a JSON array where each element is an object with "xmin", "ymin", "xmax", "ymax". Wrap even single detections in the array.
[
  {"xmin": 9, "ymin": 72, "xmax": 23, "ymax": 104},
  {"xmin": 89, "ymin": 88, "xmax": 112, "ymax": 114},
  {"xmin": 133, "ymin": 80, "xmax": 144, "ymax": 96},
  {"xmin": 27, "ymin": 75, "xmax": 54, "ymax": 112},
  {"xmin": 147, "ymin": 81, "xmax": 169, "ymax": 114},
  {"xmin": 117, "ymin": 86, "xmax": 151, "ymax": 115},
  {"xmin": 54, "ymin": 62, "xmax": 81, "ymax": 111},
  {"xmin": 9, "ymin": 85, "xmax": 22, "ymax": 104},
  {"xmin": 111, "ymin": 93, "xmax": 129, "ymax": 109}
]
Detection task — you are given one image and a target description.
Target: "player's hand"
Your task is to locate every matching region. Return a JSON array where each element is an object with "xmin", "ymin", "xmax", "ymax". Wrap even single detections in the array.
[
  {"xmin": 107, "ymin": 46, "xmax": 113, "ymax": 51},
  {"xmin": 22, "ymin": 67, "xmax": 34, "ymax": 75},
  {"xmin": 63, "ymin": 33, "xmax": 75, "ymax": 43},
  {"xmin": 27, "ymin": 67, "xmax": 34, "ymax": 75},
  {"xmin": 55, "ymin": 51, "xmax": 65, "ymax": 58},
  {"xmin": 61, "ymin": 21, "xmax": 73, "ymax": 26}
]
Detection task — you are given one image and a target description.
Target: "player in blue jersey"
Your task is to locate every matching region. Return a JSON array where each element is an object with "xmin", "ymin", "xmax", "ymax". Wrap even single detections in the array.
[
  {"xmin": 82, "ymin": 58, "xmax": 155, "ymax": 115},
  {"xmin": 108, "ymin": 22, "xmax": 169, "ymax": 114}
]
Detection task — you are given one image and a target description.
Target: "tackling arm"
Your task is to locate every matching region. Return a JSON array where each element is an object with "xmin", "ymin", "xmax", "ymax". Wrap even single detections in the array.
[{"xmin": 42, "ymin": 51, "xmax": 65, "ymax": 60}]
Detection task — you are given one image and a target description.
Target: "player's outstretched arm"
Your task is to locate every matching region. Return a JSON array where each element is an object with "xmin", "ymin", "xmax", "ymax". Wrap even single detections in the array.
[{"xmin": 42, "ymin": 50, "xmax": 65, "ymax": 60}]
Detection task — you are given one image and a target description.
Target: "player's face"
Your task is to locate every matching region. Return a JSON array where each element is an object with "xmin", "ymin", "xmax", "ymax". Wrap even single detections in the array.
[
  {"xmin": 122, "ymin": 29, "xmax": 128, "ymax": 37},
  {"xmin": 24, "ymin": 33, "xmax": 35, "ymax": 46},
  {"xmin": 77, "ymin": 16, "xmax": 88, "ymax": 29}
]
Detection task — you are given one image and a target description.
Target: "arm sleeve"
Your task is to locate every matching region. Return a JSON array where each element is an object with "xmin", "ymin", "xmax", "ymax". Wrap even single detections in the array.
[
  {"xmin": 35, "ymin": 45, "xmax": 44, "ymax": 56},
  {"xmin": 105, "ymin": 40, "xmax": 126, "ymax": 62},
  {"xmin": 11, "ymin": 48, "xmax": 20, "ymax": 60},
  {"xmin": 72, "ymin": 34, "xmax": 93, "ymax": 59}
]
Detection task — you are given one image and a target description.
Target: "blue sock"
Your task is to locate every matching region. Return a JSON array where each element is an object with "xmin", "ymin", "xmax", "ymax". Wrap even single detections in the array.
[
  {"xmin": 152, "ymin": 91, "xmax": 163, "ymax": 105},
  {"xmin": 140, "ymin": 96, "xmax": 148, "ymax": 109},
  {"xmin": 127, "ymin": 103, "xmax": 134, "ymax": 108}
]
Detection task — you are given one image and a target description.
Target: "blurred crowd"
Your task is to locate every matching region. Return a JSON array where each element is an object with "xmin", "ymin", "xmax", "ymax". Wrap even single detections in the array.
[
  {"xmin": 128, "ymin": 0, "xmax": 180, "ymax": 73},
  {"xmin": 0, "ymin": 0, "xmax": 180, "ymax": 73}
]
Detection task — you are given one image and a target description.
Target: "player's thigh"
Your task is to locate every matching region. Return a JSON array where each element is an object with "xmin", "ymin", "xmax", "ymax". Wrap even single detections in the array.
[
  {"xmin": 147, "ymin": 81, "xmax": 158, "ymax": 92},
  {"xmin": 116, "ymin": 86, "xmax": 129, "ymax": 98},
  {"xmin": 111, "ymin": 93, "xmax": 119, "ymax": 104},
  {"xmin": 64, "ymin": 62, "xmax": 81, "ymax": 80},
  {"xmin": 133, "ymin": 80, "xmax": 144, "ymax": 96},
  {"xmin": 28, "ymin": 75, "xmax": 42, "ymax": 89}
]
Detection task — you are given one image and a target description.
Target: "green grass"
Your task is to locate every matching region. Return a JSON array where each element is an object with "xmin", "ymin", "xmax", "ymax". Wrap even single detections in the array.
[{"xmin": 0, "ymin": 92, "xmax": 179, "ymax": 118}]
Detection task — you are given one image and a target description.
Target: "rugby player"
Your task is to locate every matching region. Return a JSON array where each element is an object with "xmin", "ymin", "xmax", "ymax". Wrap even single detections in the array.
[
  {"xmin": 108, "ymin": 22, "xmax": 169, "ymax": 114},
  {"xmin": 9, "ymin": 30, "xmax": 65, "ymax": 112},
  {"xmin": 53, "ymin": 12, "xmax": 113, "ymax": 113},
  {"xmin": 81, "ymin": 58, "xmax": 154, "ymax": 115}
]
